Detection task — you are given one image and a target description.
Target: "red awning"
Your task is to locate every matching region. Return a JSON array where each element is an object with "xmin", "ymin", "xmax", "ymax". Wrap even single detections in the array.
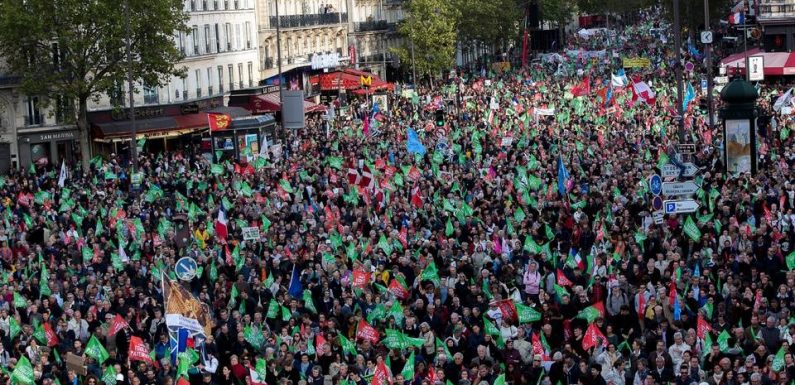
[
  {"xmin": 310, "ymin": 69, "xmax": 394, "ymax": 92},
  {"xmin": 722, "ymin": 49, "xmax": 795, "ymax": 76},
  {"xmin": 248, "ymin": 93, "xmax": 327, "ymax": 114}
]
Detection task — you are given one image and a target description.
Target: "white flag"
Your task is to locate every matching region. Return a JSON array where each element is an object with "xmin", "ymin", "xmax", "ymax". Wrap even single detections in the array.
[
  {"xmin": 57, "ymin": 160, "xmax": 67, "ymax": 187},
  {"xmin": 119, "ymin": 243, "xmax": 129, "ymax": 263},
  {"xmin": 774, "ymin": 88, "xmax": 793, "ymax": 112}
]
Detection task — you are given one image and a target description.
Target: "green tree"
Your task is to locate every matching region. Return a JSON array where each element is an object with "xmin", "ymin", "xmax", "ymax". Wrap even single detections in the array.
[
  {"xmin": 456, "ymin": 0, "xmax": 522, "ymax": 48},
  {"xmin": 0, "ymin": 0, "xmax": 188, "ymax": 168},
  {"xmin": 393, "ymin": 0, "xmax": 461, "ymax": 84}
]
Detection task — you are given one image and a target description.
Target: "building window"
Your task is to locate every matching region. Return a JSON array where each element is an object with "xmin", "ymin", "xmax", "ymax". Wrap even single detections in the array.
[
  {"xmin": 190, "ymin": 0, "xmax": 196, "ymax": 11},
  {"xmin": 192, "ymin": 25, "xmax": 199, "ymax": 55},
  {"xmin": 204, "ymin": 24, "xmax": 211, "ymax": 53},
  {"xmin": 143, "ymin": 83, "xmax": 159, "ymax": 105},
  {"xmin": 207, "ymin": 67, "xmax": 214, "ymax": 95},
  {"xmin": 55, "ymin": 96, "xmax": 72, "ymax": 125},
  {"xmin": 215, "ymin": 24, "xmax": 221, "ymax": 52},
  {"xmin": 234, "ymin": 0, "xmax": 238, "ymax": 9},
  {"xmin": 238, "ymin": 63, "xmax": 243, "ymax": 89},
  {"xmin": 218, "ymin": 66, "xmax": 224, "ymax": 94},
  {"xmin": 109, "ymin": 81, "xmax": 124, "ymax": 107},
  {"xmin": 228, "ymin": 64, "xmax": 234, "ymax": 91},
  {"xmin": 247, "ymin": 62, "xmax": 253, "ymax": 87},
  {"xmin": 214, "ymin": 0, "xmax": 218, "ymax": 9},
  {"xmin": 235, "ymin": 24, "xmax": 241, "ymax": 50},
  {"xmin": 202, "ymin": 0, "xmax": 208, "ymax": 10},
  {"xmin": 182, "ymin": 78, "xmax": 188, "ymax": 100},
  {"xmin": 178, "ymin": 31, "xmax": 186, "ymax": 55},
  {"xmin": 26, "ymin": 96, "xmax": 42, "ymax": 126},
  {"xmin": 245, "ymin": 21, "xmax": 251, "ymax": 49},
  {"xmin": 195, "ymin": 69, "xmax": 202, "ymax": 98},
  {"xmin": 224, "ymin": 0, "xmax": 228, "ymax": 9},
  {"xmin": 225, "ymin": 23, "xmax": 232, "ymax": 51}
]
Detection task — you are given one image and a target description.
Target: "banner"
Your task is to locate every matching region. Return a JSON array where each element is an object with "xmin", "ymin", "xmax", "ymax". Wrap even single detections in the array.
[
  {"xmin": 534, "ymin": 108, "xmax": 556, "ymax": 116},
  {"xmin": 129, "ymin": 336, "xmax": 154, "ymax": 364},
  {"xmin": 491, "ymin": 61, "xmax": 511, "ymax": 73},
  {"xmin": 622, "ymin": 57, "xmax": 651, "ymax": 68},
  {"xmin": 164, "ymin": 277, "xmax": 215, "ymax": 337}
]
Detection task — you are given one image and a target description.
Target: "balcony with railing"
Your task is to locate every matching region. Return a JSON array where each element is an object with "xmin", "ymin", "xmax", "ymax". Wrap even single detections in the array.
[
  {"xmin": 758, "ymin": 1, "xmax": 795, "ymax": 22},
  {"xmin": 269, "ymin": 13, "xmax": 347, "ymax": 29},
  {"xmin": 0, "ymin": 75, "xmax": 20, "ymax": 88},
  {"xmin": 354, "ymin": 20, "xmax": 389, "ymax": 33}
]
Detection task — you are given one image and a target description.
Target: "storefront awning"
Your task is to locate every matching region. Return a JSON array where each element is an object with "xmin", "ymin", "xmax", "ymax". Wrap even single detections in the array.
[
  {"xmin": 236, "ymin": 92, "xmax": 327, "ymax": 114},
  {"xmin": 310, "ymin": 69, "xmax": 394, "ymax": 92},
  {"xmin": 721, "ymin": 49, "xmax": 795, "ymax": 76},
  {"xmin": 92, "ymin": 107, "xmax": 250, "ymax": 141}
]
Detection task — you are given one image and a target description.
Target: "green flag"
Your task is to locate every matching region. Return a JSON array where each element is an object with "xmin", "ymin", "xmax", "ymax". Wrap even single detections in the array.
[
  {"xmin": 717, "ymin": 330, "xmax": 730, "ymax": 352},
  {"xmin": 8, "ymin": 317, "xmax": 21, "ymax": 340},
  {"xmin": 303, "ymin": 289, "xmax": 317, "ymax": 313},
  {"xmin": 85, "ymin": 335, "xmax": 110, "ymax": 364},
  {"xmin": 102, "ymin": 365, "xmax": 117, "ymax": 385},
  {"xmin": 11, "ymin": 356, "xmax": 34, "ymax": 385},
  {"xmin": 493, "ymin": 373, "xmax": 506, "ymax": 385},
  {"xmin": 420, "ymin": 261, "xmax": 440, "ymax": 285},
  {"xmin": 401, "ymin": 351, "xmax": 415, "ymax": 380},
  {"xmin": 575, "ymin": 305, "xmax": 603, "ymax": 323},
  {"xmin": 772, "ymin": 345, "xmax": 786, "ymax": 372},
  {"xmin": 483, "ymin": 315, "xmax": 500, "ymax": 336},
  {"xmin": 515, "ymin": 302, "xmax": 542, "ymax": 323},
  {"xmin": 266, "ymin": 299, "xmax": 279, "ymax": 319},
  {"xmin": 786, "ymin": 251, "xmax": 795, "ymax": 271},
  {"xmin": 683, "ymin": 216, "xmax": 702, "ymax": 241},
  {"xmin": 12, "ymin": 292, "xmax": 27, "ymax": 308},
  {"xmin": 339, "ymin": 334, "xmax": 357, "ymax": 356}
]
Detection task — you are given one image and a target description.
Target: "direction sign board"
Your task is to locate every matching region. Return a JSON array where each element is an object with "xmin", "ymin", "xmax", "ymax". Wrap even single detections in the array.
[
  {"xmin": 649, "ymin": 175, "xmax": 662, "ymax": 195},
  {"xmin": 662, "ymin": 181, "xmax": 699, "ymax": 196},
  {"xmin": 175, "ymin": 257, "xmax": 198, "ymax": 281},
  {"xmin": 664, "ymin": 199, "xmax": 700, "ymax": 214},
  {"xmin": 652, "ymin": 210, "xmax": 664, "ymax": 225},
  {"xmin": 661, "ymin": 163, "xmax": 698, "ymax": 178}
]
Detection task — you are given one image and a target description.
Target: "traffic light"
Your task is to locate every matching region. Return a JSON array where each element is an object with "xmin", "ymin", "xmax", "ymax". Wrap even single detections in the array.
[{"xmin": 435, "ymin": 109, "xmax": 445, "ymax": 127}]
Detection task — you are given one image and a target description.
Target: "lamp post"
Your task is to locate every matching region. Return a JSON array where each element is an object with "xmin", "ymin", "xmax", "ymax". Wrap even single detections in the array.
[
  {"xmin": 275, "ymin": 0, "xmax": 284, "ymax": 126},
  {"xmin": 704, "ymin": 0, "xmax": 715, "ymax": 128},
  {"xmin": 125, "ymin": 0, "xmax": 137, "ymax": 173}
]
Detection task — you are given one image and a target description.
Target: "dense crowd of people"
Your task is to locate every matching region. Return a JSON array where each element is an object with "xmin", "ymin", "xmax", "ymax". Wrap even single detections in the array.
[{"xmin": 1, "ymin": 7, "xmax": 795, "ymax": 385}]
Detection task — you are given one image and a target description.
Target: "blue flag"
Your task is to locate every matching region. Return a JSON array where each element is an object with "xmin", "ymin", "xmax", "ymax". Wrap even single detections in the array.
[
  {"xmin": 371, "ymin": 102, "xmax": 380, "ymax": 116},
  {"xmin": 683, "ymin": 83, "xmax": 695, "ymax": 111},
  {"xmin": 673, "ymin": 297, "xmax": 682, "ymax": 321},
  {"xmin": 407, "ymin": 128, "xmax": 426, "ymax": 155},
  {"xmin": 557, "ymin": 156, "xmax": 569, "ymax": 196},
  {"xmin": 288, "ymin": 264, "xmax": 302, "ymax": 298},
  {"xmin": 693, "ymin": 264, "xmax": 700, "ymax": 277},
  {"xmin": 170, "ymin": 328, "xmax": 189, "ymax": 364}
]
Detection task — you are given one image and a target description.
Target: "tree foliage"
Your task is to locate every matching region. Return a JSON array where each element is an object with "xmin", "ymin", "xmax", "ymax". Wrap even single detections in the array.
[
  {"xmin": 539, "ymin": 0, "xmax": 576, "ymax": 27},
  {"xmin": 455, "ymin": 0, "xmax": 522, "ymax": 45},
  {"xmin": 393, "ymin": 0, "xmax": 461, "ymax": 80},
  {"xmin": 0, "ymin": 0, "xmax": 188, "ymax": 167}
]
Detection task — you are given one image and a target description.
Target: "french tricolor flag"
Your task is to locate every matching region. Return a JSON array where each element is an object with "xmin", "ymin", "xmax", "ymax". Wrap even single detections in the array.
[
  {"xmin": 729, "ymin": 12, "xmax": 744, "ymax": 25},
  {"xmin": 215, "ymin": 207, "xmax": 228, "ymax": 241}
]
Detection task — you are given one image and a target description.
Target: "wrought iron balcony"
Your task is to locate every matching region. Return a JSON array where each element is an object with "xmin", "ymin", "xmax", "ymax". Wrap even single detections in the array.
[
  {"xmin": 269, "ymin": 12, "xmax": 347, "ymax": 29},
  {"xmin": 758, "ymin": 1, "xmax": 795, "ymax": 21},
  {"xmin": 354, "ymin": 20, "xmax": 389, "ymax": 32}
]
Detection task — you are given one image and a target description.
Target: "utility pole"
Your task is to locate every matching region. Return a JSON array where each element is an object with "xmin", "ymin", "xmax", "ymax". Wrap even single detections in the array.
[
  {"xmin": 705, "ymin": 0, "xmax": 715, "ymax": 128},
  {"xmin": 673, "ymin": 0, "xmax": 685, "ymax": 141},
  {"xmin": 125, "ymin": 0, "xmax": 137, "ymax": 173},
  {"xmin": 275, "ymin": 0, "xmax": 284, "ymax": 125},
  {"xmin": 410, "ymin": 34, "xmax": 417, "ymax": 85}
]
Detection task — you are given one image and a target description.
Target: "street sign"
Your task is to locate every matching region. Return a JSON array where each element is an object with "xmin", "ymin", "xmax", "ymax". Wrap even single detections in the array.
[
  {"xmin": 651, "ymin": 196, "xmax": 663, "ymax": 211},
  {"xmin": 662, "ymin": 181, "xmax": 699, "ymax": 196},
  {"xmin": 700, "ymin": 31, "xmax": 713, "ymax": 44},
  {"xmin": 664, "ymin": 199, "xmax": 700, "ymax": 214},
  {"xmin": 652, "ymin": 210, "xmax": 664, "ymax": 225},
  {"xmin": 175, "ymin": 257, "xmax": 198, "ymax": 281},
  {"xmin": 701, "ymin": 78, "xmax": 708, "ymax": 93},
  {"xmin": 661, "ymin": 163, "xmax": 698, "ymax": 178},
  {"xmin": 649, "ymin": 175, "xmax": 662, "ymax": 195}
]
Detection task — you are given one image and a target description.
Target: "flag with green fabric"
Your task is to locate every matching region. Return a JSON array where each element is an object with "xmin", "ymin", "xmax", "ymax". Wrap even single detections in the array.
[
  {"xmin": 683, "ymin": 216, "xmax": 702, "ymax": 241},
  {"xmin": 11, "ymin": 356, "xmax": 34, "ymax": 385},
  {"xmin": 85, "ymin": 335, "xmax": 110, "ymax": 364}
]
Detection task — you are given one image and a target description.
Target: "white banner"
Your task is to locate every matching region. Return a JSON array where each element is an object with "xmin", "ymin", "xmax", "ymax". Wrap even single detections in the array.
[
  {"xmin": 165, "ymin": 314, "xmax": 205, "ymax": 336},
  {"xmin": 534, "ymin": 108, "xmax": 555, "ymax": 116}
]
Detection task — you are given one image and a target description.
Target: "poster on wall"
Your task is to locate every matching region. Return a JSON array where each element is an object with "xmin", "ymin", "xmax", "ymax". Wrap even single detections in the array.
[
  {"xmin": 238, "ymin": 133, "xmax": 259, "ymax": 163},
  {"xmin": 725, "ymin": 119, "xmax": 752, "ymax": 176}
]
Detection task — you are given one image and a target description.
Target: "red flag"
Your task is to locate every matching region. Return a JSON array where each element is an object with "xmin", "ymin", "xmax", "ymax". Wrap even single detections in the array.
[
  {"xmin": 410, "ymin": 185, "xmax": 423, "ymax": 208},
  {"xmin": 215, "ymin": 208, "xmax": 229, "ymax": 242},
  {"xmin": 571, "ymin": 77, "xmax": 591, "ymax": 97},
  {"xmin": 495, "ymin": 299, "xmax": 518, "ymax": 323},
  {"xmin": 177, "ymin": 378, "xmax": 191, "ymax": 385},
  {"xmin": 521, "ymin": 29, "xmax": 529, "ymax": 68},
  {"xmin": 388, "ymin": 279, "xmax": 410, "ymax": 300},
  {"xmin": 316, "ymin": 334, "xmax": 329, "ymax": 357},
  {"xmin": 556, "ymin": 269, "xmax": 573, "ymax": 287},
  {"xmin": 592, "ymin": 301, "xmax": 606, "ymax": 318},
  {"xmin": 398, "ymin": 227, "xmax": 408, "ymax": 248},
  {"xmin": 637, "ymin": 294, "xmax": 646, "ymax": 320},
  {"xmin": 531, "ymin": 332, "xmax": 546, "ymax": 358},
  {"xmin": 208, "ymin": 113, "xmax": 232, "ymax": 131},
  {"xmin": 108, "ymin": 314, "xmax": 129, "ymax": 337},
  {"xmin": 426, "ymin": 366, "xmax": 437, "ymax": 385},
  {"xmin": 43, "ymin": 322, "xmax": 59, "ymax": 347},
  {"xmin": 129, "ymin": 336, "xmax": 154, "ymax": 364},
  {"xmin": 669, "ymin": 281, "xmax": 678, "ymax": 306},
  {"xmin": 352, "ymin": 268, "xmax": 370, "ymax": 288},
  {"xmin": 356, "ymin": 319, "xmax": 381, "ymax": 344},
  {"xmin": 372, "ymin": 360, "xmax": 392, "ymax": 385},
  {"xmin": 583, "ymin": 323, "xmax": 607, "ymax": 351},
  {"xmin": 407, "ymin": 165, "xmax": 421, "ymax": 181},
  {"xmin": 697, "ymin": 315, "xmax": 712, "ymax": 339}
]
